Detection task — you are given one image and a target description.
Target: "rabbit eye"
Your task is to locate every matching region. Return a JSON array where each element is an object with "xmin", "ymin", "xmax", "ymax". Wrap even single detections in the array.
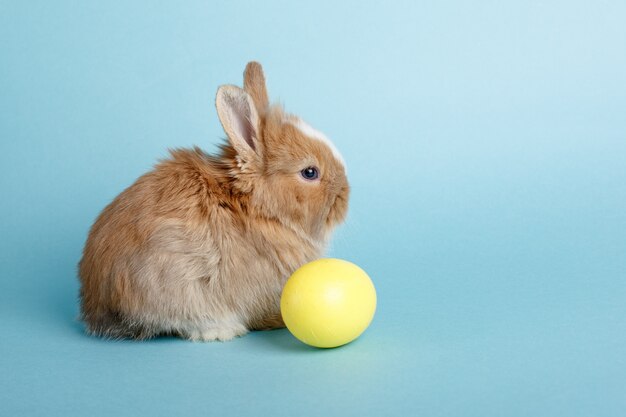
[{"xmin": 300, "ymin": 166, "xmax": 319, "ymax": 181}]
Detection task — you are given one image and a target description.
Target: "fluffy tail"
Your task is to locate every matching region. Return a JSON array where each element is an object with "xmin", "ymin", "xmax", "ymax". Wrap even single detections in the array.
[{"xmin": 79, "ymin": 298, "xmax": 157, "ymax": 340}]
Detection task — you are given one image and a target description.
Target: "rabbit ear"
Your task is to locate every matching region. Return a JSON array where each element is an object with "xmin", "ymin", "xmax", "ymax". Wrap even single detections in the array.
[
  {"xmin": 216, "ymin": 85, "xmax": 261, "ymax": 159},
  {"xmin": 244, "ymin": 61, "xmax": 269, "ymax": 115}
]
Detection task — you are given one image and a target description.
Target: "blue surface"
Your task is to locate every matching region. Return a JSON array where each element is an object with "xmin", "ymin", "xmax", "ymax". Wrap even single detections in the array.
[{"xmin": 1, "ymin": 1, "xmax": 625, "ymax": 416}]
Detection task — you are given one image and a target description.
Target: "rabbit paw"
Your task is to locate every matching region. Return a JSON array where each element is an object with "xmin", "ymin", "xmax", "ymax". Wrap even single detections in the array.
[{"xmin": 182, "ymin": 323, "xmax": 248, "ymax": 342}]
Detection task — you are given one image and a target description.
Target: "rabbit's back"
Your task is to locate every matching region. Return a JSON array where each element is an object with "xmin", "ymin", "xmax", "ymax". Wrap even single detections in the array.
[{"xmin": 79, "ymin": 149, "xmax": 234, "ymax": 336}]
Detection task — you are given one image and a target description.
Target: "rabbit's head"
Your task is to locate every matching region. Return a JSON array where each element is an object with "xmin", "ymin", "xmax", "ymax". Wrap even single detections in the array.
[{"xmin": 216, "ymin": 62, "xmax": 349, "ymax": 242}]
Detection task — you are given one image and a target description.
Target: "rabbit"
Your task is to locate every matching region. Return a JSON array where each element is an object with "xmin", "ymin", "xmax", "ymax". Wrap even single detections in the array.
[{"xmin": 78, "ymin": 62, "xmax": 349, "ymax": 341}]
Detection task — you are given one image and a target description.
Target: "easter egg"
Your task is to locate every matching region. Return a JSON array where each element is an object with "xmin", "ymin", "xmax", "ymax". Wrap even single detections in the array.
[{"xmin": 280, "ymin": 258, "xmax": 376, "ymax": 348}]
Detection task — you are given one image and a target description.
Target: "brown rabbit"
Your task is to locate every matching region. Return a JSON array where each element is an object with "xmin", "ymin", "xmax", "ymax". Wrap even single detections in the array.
[{"xmin": 78, "ymin": 62, "xmax": 349, "ymax": 341}]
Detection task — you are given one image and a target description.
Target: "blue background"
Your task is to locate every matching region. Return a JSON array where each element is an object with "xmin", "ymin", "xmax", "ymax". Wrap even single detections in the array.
[{"xmin": 1, "ymin": 1, "xmax": 625, "ymax": 416}]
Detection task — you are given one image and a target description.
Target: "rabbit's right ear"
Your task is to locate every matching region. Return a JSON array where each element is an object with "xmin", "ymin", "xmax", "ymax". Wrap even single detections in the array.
[
  {"xmin": 216, "ymin": 85, "xmax": 261, "ymax": 162},
  {"xmin": 244, "ymin": 61, "xmax": 269, "ymax": 115}
]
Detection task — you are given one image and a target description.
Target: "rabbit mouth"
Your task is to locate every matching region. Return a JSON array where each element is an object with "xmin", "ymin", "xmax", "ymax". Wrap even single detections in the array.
[{"xmin": 326, "ymin": 190, "xmax": 348, "ymax": 227}]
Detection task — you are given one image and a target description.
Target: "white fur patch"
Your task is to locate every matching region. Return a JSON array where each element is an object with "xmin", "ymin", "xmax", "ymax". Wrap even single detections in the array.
[{"xmin": 287, "ymin": 118, "xmax": 346, "ymax": 170}]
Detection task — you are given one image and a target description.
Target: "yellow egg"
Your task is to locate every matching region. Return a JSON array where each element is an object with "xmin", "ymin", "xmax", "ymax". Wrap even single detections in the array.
[{"xmin": 280, "ymin": 258, "xmax": 377, "ymax": 348}]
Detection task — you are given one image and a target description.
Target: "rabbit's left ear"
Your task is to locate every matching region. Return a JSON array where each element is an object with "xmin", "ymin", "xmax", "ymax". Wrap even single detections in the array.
[
  {"xmin": 244, "ymin": 61, "xmax": 269, "ymax": 115},
  {"xmin": 215, "ymin": 85, "xmax": 261, "ymax": 161}
]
